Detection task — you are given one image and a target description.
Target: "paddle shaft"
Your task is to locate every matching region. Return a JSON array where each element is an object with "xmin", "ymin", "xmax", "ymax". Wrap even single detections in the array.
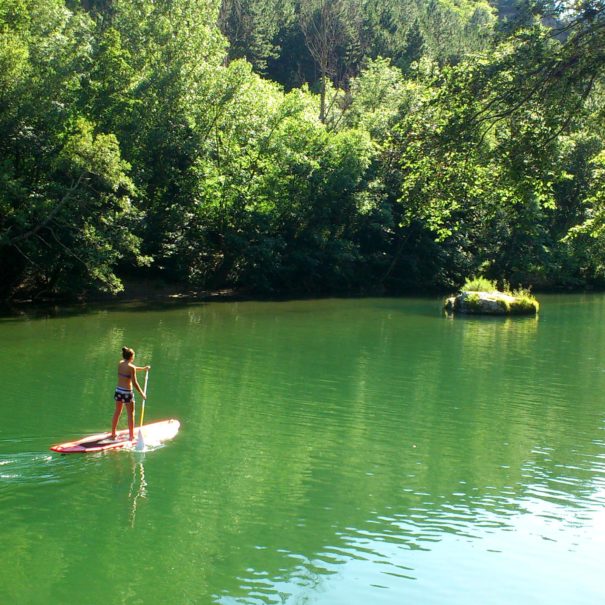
[{"xmin": 140, "ymin": 368, "xmax": 149, "ymax": 428}]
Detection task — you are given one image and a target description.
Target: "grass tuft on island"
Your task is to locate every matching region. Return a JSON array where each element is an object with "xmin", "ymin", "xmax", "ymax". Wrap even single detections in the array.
[{"xmin": 444, "ymin": 277, "xmax": 539, "ymax": 316}]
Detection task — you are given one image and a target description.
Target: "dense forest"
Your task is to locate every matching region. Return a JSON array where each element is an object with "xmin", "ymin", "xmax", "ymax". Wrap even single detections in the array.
[{"xmin": 1, "ymin": 0, "xmax": 605, "ymax": 301}]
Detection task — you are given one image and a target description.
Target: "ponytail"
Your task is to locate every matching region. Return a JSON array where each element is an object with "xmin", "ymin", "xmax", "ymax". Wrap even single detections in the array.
[{"xmin": 122, "ymin": 347, "xmax": 134, "ymax": 360}]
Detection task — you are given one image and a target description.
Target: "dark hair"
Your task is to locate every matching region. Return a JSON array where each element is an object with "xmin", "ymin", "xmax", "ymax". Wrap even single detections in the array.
[{"xmin": 122, "ymin": 347, "xmax": 134, "ymax": 360}]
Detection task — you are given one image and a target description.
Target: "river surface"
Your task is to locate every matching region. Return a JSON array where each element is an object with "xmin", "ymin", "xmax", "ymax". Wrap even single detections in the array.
[{"xmin": 1, "ymin": 295, "xmax": 605, "ymax": 604}]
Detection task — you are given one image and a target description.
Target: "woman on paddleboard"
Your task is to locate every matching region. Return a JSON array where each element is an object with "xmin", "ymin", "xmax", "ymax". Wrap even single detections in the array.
[{"xmin": 111, "ymin": 347, "xmax": 150, "ymax": 441}]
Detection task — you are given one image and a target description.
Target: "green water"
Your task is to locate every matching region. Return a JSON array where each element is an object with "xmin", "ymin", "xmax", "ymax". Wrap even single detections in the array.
[{"xmin": 1, "ymin": 296, "xmax": 605, "ymax": 604}]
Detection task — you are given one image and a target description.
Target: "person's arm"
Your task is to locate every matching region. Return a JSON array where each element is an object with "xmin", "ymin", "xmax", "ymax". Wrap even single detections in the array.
[
  {"xmin": 132, "ymin": 372, "xmax": 146, "ymax": 399},
  {"xmin": 134, "ymin": 365, "xmax": 151, "ymax": 372},
  {"xmin": 129, "ymin": 364, "xmax": 147, "ymax": 398}
]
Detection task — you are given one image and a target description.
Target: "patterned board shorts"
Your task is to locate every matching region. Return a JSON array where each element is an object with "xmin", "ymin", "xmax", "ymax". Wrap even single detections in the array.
[{"xmin": 114, "ymin": 386, "xmax": 134, "ymax": 404}]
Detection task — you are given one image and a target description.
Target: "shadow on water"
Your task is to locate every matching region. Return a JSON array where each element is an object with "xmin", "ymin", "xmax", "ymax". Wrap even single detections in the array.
[
  {"xmin": 0, "ymin": 299, "xmax": 213, "ymax": 322},
  {"xmin": 0, "ymin": 290, "xmax": 601, "ymax": 324},
  {"xmin": 0, "ymin": 293, "xmax": 466, "ymax": 323}
]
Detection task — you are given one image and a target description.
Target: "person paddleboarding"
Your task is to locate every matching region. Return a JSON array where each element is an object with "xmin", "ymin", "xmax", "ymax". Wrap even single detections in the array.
[{"xmin": 111, "ymin": 347, "xmax": 150, "ymax": 441}]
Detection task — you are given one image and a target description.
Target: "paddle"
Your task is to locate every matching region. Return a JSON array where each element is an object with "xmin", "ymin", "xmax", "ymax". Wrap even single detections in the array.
[{"xmin": 135, "ymin": 368, "xmax": 149, "ymax": 451}]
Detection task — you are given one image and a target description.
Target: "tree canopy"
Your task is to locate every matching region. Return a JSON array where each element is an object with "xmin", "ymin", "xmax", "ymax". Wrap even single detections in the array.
[{"xmin": 1, "ymin": 0, "xmax": 605, "ymax": 301}]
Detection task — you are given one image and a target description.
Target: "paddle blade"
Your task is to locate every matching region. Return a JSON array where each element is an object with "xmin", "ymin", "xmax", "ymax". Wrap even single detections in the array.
[{"xmin": 135, "ymin": 428, "xmax": 145, "ymax": 451}]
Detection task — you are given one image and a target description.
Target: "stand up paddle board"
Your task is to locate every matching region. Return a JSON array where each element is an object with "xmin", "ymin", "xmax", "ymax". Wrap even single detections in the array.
[{"xmin": 50, "ymin": 419, "xmax": 180, "ymax": 454}]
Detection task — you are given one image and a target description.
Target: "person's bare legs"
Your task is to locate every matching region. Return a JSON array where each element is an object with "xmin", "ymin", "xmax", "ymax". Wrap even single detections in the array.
[
  {"xmin": 126, "ymin": 402, "xmax": 135, "ymax": 441},
  {"xmin": 111, "ymin": 402, "xmax": 123, "ymax": 439}
]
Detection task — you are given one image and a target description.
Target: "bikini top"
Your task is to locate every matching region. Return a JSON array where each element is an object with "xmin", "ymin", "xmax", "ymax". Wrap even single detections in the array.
[{"xmin": 118, "ymin": 368, "xmax": 132, "ymax": 379}]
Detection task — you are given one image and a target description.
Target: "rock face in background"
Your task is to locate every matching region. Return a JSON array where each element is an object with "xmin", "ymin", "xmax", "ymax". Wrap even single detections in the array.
[{"xmin": 444, "ymin": 291, "xmax": 539, "ymax": 316}]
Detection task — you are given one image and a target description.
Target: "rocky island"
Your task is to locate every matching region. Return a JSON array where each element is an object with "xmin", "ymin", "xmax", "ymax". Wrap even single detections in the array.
[{"xmin": 444, "ymin": 281, "xmax": 539, "ymax": 316}]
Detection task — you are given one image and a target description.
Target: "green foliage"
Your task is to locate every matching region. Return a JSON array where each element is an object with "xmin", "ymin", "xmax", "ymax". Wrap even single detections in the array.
[
  {"xmin": 462, "ymin": 276, "xmax": 498, "ymax": 292},
  {"xmin": 218, "ymin": 0, "xmax": 498, "ymax": 91},
  {"xmin": 2, "ymin": 0, "xmax": 605, "ymax": 301},
  {"xmin": 219, "ymin": 0, "xmax": 296, "ymax": 73},
  {"xmin": 509, "ymin": 296, "xmax": 539, "ymax": 314},
  {"xmin": 171, "ymin": 67, "xmax": 375, "ymax": 293},
  {"xmin": 464, "ymin": 292, "xmax": 482, "ymax": 308},
  {"xmin": 503, "ymin": 282, "xmax": 540, "ymax": 313},
  {"xmin": 0, "ymin": 1, "xmax": 149, "ymax": 299}
]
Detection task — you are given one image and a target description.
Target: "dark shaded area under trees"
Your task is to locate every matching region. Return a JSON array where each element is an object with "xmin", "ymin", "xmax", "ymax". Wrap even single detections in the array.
[{"xmin": 1, "ymin": 0, "xmax": 605, "ymax": 302}]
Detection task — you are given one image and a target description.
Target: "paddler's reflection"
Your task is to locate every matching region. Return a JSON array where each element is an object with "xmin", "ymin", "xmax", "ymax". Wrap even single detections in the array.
[{"xmin": 128, "ymin": 453, "xmax": 147, "ymax": 528}]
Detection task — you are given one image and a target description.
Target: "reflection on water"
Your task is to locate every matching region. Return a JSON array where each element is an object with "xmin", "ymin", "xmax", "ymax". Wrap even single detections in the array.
[
  {"xmin": 129, "ymin": 455, "xmax": 148, "ymax": 528},
  {"xmin": 1, "ymin": 296, "xmax": 605, "ymax": 604}
]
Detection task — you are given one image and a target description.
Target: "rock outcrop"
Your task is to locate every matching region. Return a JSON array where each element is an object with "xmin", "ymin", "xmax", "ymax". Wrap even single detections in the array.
[{"xmin": 444, "ymin": 290, "xmax": 539, "ymax": 315}]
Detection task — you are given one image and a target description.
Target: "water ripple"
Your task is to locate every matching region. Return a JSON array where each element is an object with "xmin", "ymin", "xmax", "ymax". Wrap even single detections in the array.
[{"xmin": 0, "ymin": 452, "xmax": 66, "ymax": 489}]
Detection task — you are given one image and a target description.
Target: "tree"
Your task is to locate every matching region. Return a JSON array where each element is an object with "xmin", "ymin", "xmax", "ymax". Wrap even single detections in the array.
[
  {"xmin": 219, "ymin": 0, "xmax": 296, "ymax": 73},
  {"xmin": 299, "ymin": 0, "xmax": 357, "ymax": 122},
  {"xmin": 0, "ymin": 2, "xmax": 145, "ymax": 298}
]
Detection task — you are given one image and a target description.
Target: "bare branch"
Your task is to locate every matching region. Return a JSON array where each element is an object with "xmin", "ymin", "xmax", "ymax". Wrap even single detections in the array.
[
  {"xmin": 46, "ymin": 225, "xmax": 91, "ymax": 269},
  {"xmin": 6, "ymin": 172, "xmax": 88, "ymax": 246}
]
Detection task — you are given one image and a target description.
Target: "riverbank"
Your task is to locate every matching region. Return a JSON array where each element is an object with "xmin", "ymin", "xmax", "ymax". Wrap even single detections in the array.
[
  {"xmin": 2, "ymin": 279, "xmax": 245, "ymax": 307},
  {"xmin": 2, "ymin": 276, "xmax": 603, "ymax": 316},
  {"xmin": 1, "ymin": 276, "xmax": 416, "ymax": 309}
]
